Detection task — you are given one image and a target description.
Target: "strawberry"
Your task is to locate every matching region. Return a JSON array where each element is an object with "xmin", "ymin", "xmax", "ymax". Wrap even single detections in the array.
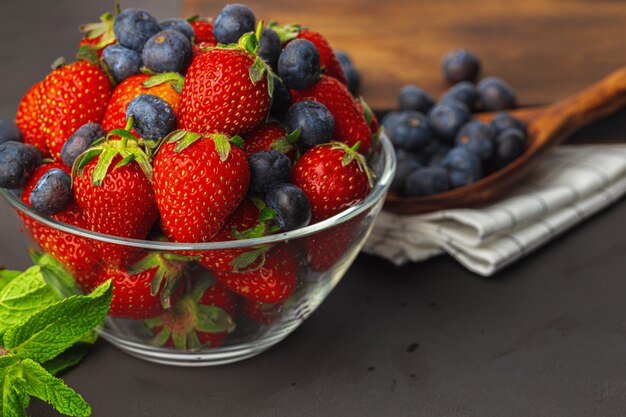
[
  {"xmin": 272, "ymin": 24, "xmax": 347, "ymax": 85},
  {"xmin": 154, "ymin": 130, "xmax": 250, "ymax": 243},
  {"xmin": 39, "ymin": 60, "xmax": 112, "ymax": 159},
  {"xmin": 178, "ymin": 28, "xmax": 272, "ymax": 136},
  {"xmin": 15, "ymin": 82, "xmax": 49, "ymax": 157},
  {"xmin": 242, "ymin": 122, "xmax": 297, "ymax": 162},
  {"xmin": 19, "ymin": 163, "xmax": 100, "ymax": 275},
  {"xmin": 292, "ymin": 76, "xmax": 373, "ymax": 154},
  {"xmin": 357, "ymin": 97, "xmax": 380, "ymax": 134},
  {"xmin": 291, "ymin": 142, "xmax": 372, "ymax": 223},
  {"xmin": 302, "ymin": 215, "xmax": 364, "ymax": 272},
  {"xmin": 103, "ymin": 72, "xmax": 183, "ymax": 132},
  {"xmin": 212, "ymin": 244, "xmax": 298, "ymax": 304},
  {"xmin": 89, "ymin": 252, "xmax": 190, "ymax": 320},
  {"xmin": 73, "ymin": 123, "xmax": 159, "ymax": 268},
  {"xmin": 188, "ymin": 16, "xmax": 216, "ymax": 44},
  {"xmin": 242, "ymin": 299, "xmax": 281, "ymax": 324},
  {"xmin": 78, "ymin": 12, "xmax": 116, "ymax": 58},
  {"xmin": 147, "ymin": 271, "xmax": 237, "ymax": 350}
]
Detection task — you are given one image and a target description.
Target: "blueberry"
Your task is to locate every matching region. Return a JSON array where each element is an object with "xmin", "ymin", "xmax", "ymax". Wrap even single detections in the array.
[
  {"xmin": 455, "ymin": 120, "xmax": 496, "ymax": 161},
  {"xmin": 0, "ymin": 141, "xmax": 41, "ymax": 189},
  {"xmin": 0, "ymin": 119, "xmax": 22, "ymax": 145},
  {"xmin": 142, "ymin": 30, "xmax": 192, "ymax": 74},
  {"xmin": 285, "ymin": 100, "xmax": 334, "ymax": 148},
  {"xmin": 248, "ymin": 151, "xmax": 292, "ymax": 193},
  {"xmin": 404, "ymin": 166, "xmax": 451, "ymax": 196},
  {"xmin": 491, "ymin": 112, "xmax": 527, "ymax": 135},
  {"xmin": 29, "ymin": 169, "xmax": 72, "ymax": 216},
  {"xmin": 126, "ymin": 94, "xmax": 177, "ymax": 140},
  {"xmin": 477, "ymin": 77, "xmax": 517, "ymax": 111},
  {"xmin": 265, "ymin": 183, "xmax": 312, "ymax": 231},
  {"xmin": 442, "ymin": 49, "xmax": 481, "ymax": 84},
  {"xmin": 270, "ymin": 76, "xmax": 292, "ymax": 119},
  {"xmin": 258, "ymin": 28, "xmax": 281, "ymax": 68},
  {"xmin": 335, "ymin": 51, "xmax": 361, "ymax": 96},
  {"xmin": 278, "ymin": 39, "xmax": 321, "ymax": 90},
  {"xmin": 423, "ymin": 141, "xmax": 451, "ymax": 167},
  {"xmin": 213, "ymin": 4, "xmax": 256, "ymax": 45},
  {"xmin": 442, "ymin": 147, "xmax": 483, "ymax": 188},
  {"xmin": 386, "ymin": 111, "xmax": 432, "ymax": 151},
  {"xmin": 335, "ymin": 50, "xmax": 353, "ymax": 68},
  {"xmin": 160, "ymin": 18, "xmax": 195, "ymax": 40},
  {"xmin": 114, "ymin": 9, "xmax": 161, "ymax": 52},
  {"xmin": 489, "ymin": 128, "xmax": 526, "ymax": 171},
  {"xmin": 381, "ymin": 111, "xmax": 405, "ymax": 131},
  {"xmin": 428, "ymin": 100, "xmax": 471, "ymax": 143},
  {"xmin": 440, "ymin": 81, "xmax": 477, "ymax": 110},
  {"xmin": 398, "ymin": 85, "xmax": 435, "ymax": 113},
  {"xmin": 102, "ymin": 45, "xmax": 142, "ymax": 84},
  {"xmin": 62, "ymin": 123, "xmax": 105, "ymax": 168},
  {"xmin": 23, "ymin": 144, "xmax": 42, "ymax": 167},
  {"xmin": 391, "ymin": 157, "xmax": 422, "ymax": 194}
]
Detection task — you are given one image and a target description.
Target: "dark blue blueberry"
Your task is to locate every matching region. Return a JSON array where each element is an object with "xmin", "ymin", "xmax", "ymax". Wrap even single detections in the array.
[
  {"xmin": 477, "ymin": 77, "xmax": 517, "ymax": 111},
  {"xmin": 440, "ymin": 81, "xmax": 477, "ymax": 110},
  {"xmin": 126, "ymin": 94, "xmax": 177, "ymax": 140},
  {"xmin": 114, "ymin": 9, "xmax": 161, "ymax": 52},
  {"xmin": 160, "ymin": 18, "xmax": 195, "ymax": 40},
  {"xmin": 29, "ymin": 169, "xmax": 72, "ymax": 216},
  {"xmin": 142, "ymin": 30, "xmax": 192, "ymax": 74},
  {"xmin": 442, "ymin": 147, "xmax": 483, "ymax": 188},
  {"xmin": 404, "ymin": 166, "xmax": 451, "ymax": 196},
  {"xmin": 102, "ymin": 45, "xmax": 142, "ymax": 84},
  {"xmin": 62, "ymin": 123, "xmax": 105, "ymax": 168},
  {"xmin": 428, "ymin": 100, "xmax": 471, "ymax": 143},
  {"xmin": 270, "ymin": 76, "xmax": 292, "ymax": 119},
  {"xmin": 335, "ymin": 50, "xmax": 353, "ymax": 68},
  {"xmin": 491, "ymin": 112, "xmax": 527, "ymax": 135},
  {"xmin": 423, "ymin": 141, "xmax": 451, "ymax": 167},
  {"xmin": 455, "ymin": 120, "xmax": 496, "ymax": 161},
  {"xmin": 265, "ymin": 183, "xmax": 312, "ymax": 231},
  {"xmin": 258, "ymin": 28, "xmax": 281, "ymax": 68},
  {"xmin": 489, "ymin": 128, "xmax": 526, "ymax": 171},
  {"xmin": 441, "ymin": 49, "xmax": 481, "ymax": 84},
  {"xmin": 398, "ymin": 85, "xmax": 435, "ymax": 113},
  {"xmin": 213, "ymin": 4, "xmax": 256, "ymax": 45},
  {"xmin": 391, "ymin": 157, "xmax": 422, "ymax": 194},
  {"xmin": 386, "ymin": 111, "xmax": 432, "ymax": 151},
  {"xmin": 278, "ymin": 39, "xmax": 321, "ymax": 90},
  {"xmin": 248, "ymin": 151, "xmax": 292, "ymax": 193},
  {"xmin": 23, "ymin": 144, "xmax": 42, "ymax": 167},
  {"xmin": 285, "ymin": 100, "xmax": 334, "ymax": 148},
  {"xmin": 335, "ymin": 51, "xmax": 361, "ymax": 96},
  {"xmin": 382, "ymin": 111, "xmax": 404, "ymax": 131},
  {"xmin": 0, "ymin": 141, "xmax": 40, "ymax": 189},
  {"xmin": 0, "ymin": 119, "xmax": 22, "ymax": 145}
]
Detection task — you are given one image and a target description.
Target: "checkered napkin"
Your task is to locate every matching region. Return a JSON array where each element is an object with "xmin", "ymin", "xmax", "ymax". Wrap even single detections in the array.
[{"xmin": 363, "ymin": 145, "xmax": 626, "ymax": 276}]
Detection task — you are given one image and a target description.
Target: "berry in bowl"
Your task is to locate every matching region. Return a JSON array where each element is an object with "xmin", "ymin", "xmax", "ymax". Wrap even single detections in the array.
[{"xmin": 0, "ymin": 4, "xmax": 395, "ymax": 366}]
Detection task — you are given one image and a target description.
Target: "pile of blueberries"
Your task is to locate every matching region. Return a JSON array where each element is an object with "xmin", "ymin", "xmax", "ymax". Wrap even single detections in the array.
[{"xmin": 386, "ymin": 49, "xmax": 528, "ymax": 197}]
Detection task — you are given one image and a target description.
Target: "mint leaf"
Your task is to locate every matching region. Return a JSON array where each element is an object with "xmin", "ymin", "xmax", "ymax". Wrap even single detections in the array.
[
  {"xmin": 0, "ymin": 363, "xmax": 29, "ymax": 417},
  {"xmin": 42, "ymin": 344, "xmax": 90, "ymax": 376},
  {"xmin": 3, "ymin": 280, "xmax": 112, "ymax": 363},
  {"xmin": 31, "ymin": 252, "xmax": 81, "ymax": 298},
  {"xmin": 0, "ymin": 271, "xmax": 21, "ymax": 293},
  {"xmin": 0, "ymin": 267, "xmax": 60, "ymax": 338},
  {"xmin": 21, "ymin": 359, "xmax": 91, "ymax": 416}
]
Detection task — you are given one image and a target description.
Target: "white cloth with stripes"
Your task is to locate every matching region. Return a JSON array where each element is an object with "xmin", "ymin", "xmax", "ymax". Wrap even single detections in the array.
[{"xmin": 364, "ymin": 145, "xmax": 626, "ymax": 276}]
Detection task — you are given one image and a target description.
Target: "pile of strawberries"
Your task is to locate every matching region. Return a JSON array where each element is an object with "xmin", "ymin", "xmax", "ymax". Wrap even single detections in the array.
[{"xmin": 2, "ymin": 4, "xmax": 379, "ymax": 350}]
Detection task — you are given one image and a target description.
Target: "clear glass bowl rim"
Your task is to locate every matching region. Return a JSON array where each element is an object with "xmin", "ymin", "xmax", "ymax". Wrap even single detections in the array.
[{"xmin": 1, "ymin": 133, "xmax": 396, "ymax": 251}]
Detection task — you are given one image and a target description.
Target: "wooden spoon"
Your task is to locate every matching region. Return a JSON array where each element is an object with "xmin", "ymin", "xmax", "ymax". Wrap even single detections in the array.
[{"xmin": 384, "ymin": 66, "xmax": 626, "ymax": 215}]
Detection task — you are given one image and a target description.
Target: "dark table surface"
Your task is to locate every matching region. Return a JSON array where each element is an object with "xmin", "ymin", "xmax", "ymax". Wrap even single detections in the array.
[{"xmin": 2, "ymin": 1, "xmax": 626, "ymax": 416}]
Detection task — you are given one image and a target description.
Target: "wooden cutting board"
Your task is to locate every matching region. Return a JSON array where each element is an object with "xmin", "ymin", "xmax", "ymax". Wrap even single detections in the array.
[{"xmin": 182, "ymin": 0, "xmax": 626, "ymax": 111}]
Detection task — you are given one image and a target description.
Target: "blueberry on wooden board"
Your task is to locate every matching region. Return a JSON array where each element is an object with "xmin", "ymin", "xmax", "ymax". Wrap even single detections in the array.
[
  {"xmin": 477, "ymin": 77, "xmax": 517, "ymax": 111},
  {"xmin": 398, "ymin": 85, "xmax": 435, "ymax": 113},
  {"xmin": 386, "ymin": 111, "xmax": 433, "ymax": 152},
  {"xmin": 440, "ymin": 81, "xmax": 477, "ymax": 111},
  {"xmin": 455, "ymin": 120, "xmax": 496, "ymax": 161},
  {"xmin": 442, "ymin": 49, "xmax": 481, "ymax": 83},
  {"xmin": 404, "ymin": 166, "xmax": 451, "ymax": 196},
  {"xmin": 428, "ymin": 100, "xmax": 471, "ymax": 143},
  {"xmin": 442, "ymin": 147, "xmax": 483, "ymax": 188}
]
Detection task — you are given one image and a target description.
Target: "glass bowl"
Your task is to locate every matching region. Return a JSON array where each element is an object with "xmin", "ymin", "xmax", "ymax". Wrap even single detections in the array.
[{"xmin": 0, "ymin": 134, "xmax": 396, "ymax": 366}]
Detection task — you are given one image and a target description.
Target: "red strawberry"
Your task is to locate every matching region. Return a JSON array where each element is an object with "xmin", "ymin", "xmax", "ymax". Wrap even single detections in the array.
[
  {"xmin": 15, "ymin": 82, "xmax": 49, "ymax": 157},
  {"xmin": 178, "ymin": 31, "xmax": 272, "ymax": 136},
  {"xmin": 39, "ymin": 60, "xmax": 112, "ymax": 159},
  {"xmin": 188, "ymin": 16, "xmax": 216, "ymax": 44},
  {"xmin": 78, "ymin": 12, "xmax": 116, "ymax": 58},
  {"xmin": 242, "ymin": 299, "xmax": 281, "ymax": 324},
  {"xmin": 292, "ymin": 76, "xmax": 372, "ymax": 154},
  {"xmin": 154, "ymin": 131, "xmax": 250, "ymax": 243},
  {"xmin": 19, "ymin": 163, "xmax": 100, "ymax": 275},
  {"xmin": 147, "ymin": 271, "xmax": 237, "ymax": 350},
  {"xmin": 73, "ymin": 128, "xmax": 159, "ymax": 268},
  {"xmin": 302, "ymin": 215, "xmax": 364, "ymax": 272},
  {"xmin": 291, "ymin": 142, "xmax": 372, "ymax": 223},
  {"xmin": 357, "ymin": 97, "xmax": 380, "ymax": 134},
  {"xmin": 212, "ymin": 244, "xmax": 298, "ymax": 304},
  {"xmin": 242, "ymin": 122, "xmax": 297, "ymax": 162},
  {"xmin": 103, "ymin": 73, "xmax": 183, "ymax": 132},
  {"xmin": 89, "ymin": 252, "xmax": 189, "ymax": 320}
]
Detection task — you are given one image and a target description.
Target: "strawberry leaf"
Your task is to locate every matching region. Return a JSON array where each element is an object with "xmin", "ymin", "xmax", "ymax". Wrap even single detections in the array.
[
  {"xmin": 229, "ymin": 135, "xmax": 245, "ymax": 147},
  {"xmin": 114, "ymin": 153, "xmax": 135, "ymax": 169},
  {"xmin": 91, "ymin": 147, "xmax": 117, "ymax": 186},
  {"xmin": 72, "ymin": 148, "xmax": 102, "ymax": 179},
  {"xmin": 269, "ymin": 22, "xmax": 302, "ymax": 43},
  {"xmin": 196, "ymin": 306, "xmax": 235, "ymax": 333},
  {"xmin": 229, "ymin": 246, "xmax": 269, "ymax": 272},
  {"xmin": 173, "ymin": 131, "xmax": 203, "ymax": 153},
  {"xmin": 142, "ymin": 72, "xmax": 185, "ymax": 94},
  {"xmin": 210, "ymin": 134, "xmax": 232, "ymax": 162}
]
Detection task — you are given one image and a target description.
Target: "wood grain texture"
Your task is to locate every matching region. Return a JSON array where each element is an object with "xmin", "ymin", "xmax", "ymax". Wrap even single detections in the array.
[{"xmin": 182, "ymin": 0, "xmax": 626, "ymax": 110}]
